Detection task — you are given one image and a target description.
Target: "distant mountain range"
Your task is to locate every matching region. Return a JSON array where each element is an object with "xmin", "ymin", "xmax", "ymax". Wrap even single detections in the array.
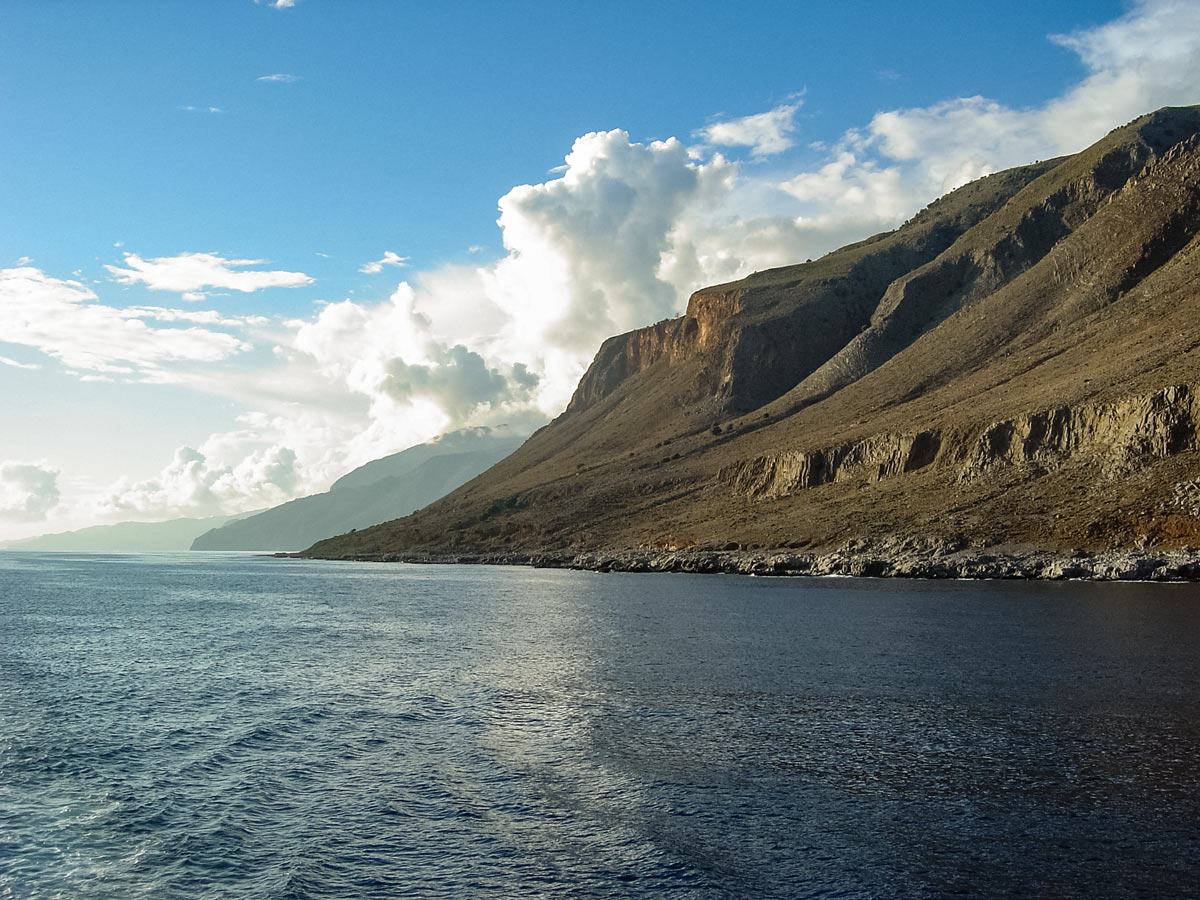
[
  {"xmin": 2, "ymin": 513, "xmax": 253, "ymax": 552},
  {"xmin": 191, "ymin": 426, "xmax": 528, "ymax": 551},
  {"xmin": 305, "ymin": 106, "xmax": 1200, "ymax": 562}
]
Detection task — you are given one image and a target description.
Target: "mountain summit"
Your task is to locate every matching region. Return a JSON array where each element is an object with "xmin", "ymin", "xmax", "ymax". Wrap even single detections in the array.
[{"xmin": 306, "ymin": 106, "xmax": 1200, "ymax": 561}]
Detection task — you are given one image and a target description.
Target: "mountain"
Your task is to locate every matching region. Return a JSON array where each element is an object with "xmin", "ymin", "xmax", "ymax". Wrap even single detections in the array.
[
  {"xmin": 191, "ymin": 426, "xmax": 528, "ymax": 551},
  {"xmin": 305, "ymin": 106, "xmax": 1200, "ymax": 563},
  {"xmin": 2, "ymin": 513, "xmax": 252, "ymax": 552}
]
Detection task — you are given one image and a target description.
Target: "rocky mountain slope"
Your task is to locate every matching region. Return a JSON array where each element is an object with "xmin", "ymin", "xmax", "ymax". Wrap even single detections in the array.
[
  {"xmin": 306, "ymin": 106, "xmax": 1200, "ymax": 563},
  {"xmin": 192, "ymin": 427, "xmax": 526, "ymax": 551}
]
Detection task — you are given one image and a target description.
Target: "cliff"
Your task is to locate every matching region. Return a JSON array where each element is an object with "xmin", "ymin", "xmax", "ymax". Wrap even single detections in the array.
[{"xmin": 304, "ymin": 106, "xmax": 1200, "ymax": 566}]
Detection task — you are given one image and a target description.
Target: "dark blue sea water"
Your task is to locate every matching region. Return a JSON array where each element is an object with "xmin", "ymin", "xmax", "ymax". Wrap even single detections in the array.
[{"xmin": 2, "ymin": 553, "xmax": 1199, "ymax": 899}]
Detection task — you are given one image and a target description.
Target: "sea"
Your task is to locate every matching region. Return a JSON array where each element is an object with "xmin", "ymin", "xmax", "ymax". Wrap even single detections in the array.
[{"xmin": 1, "ymin": 552, "xmax": 1198, "ymax": 899}]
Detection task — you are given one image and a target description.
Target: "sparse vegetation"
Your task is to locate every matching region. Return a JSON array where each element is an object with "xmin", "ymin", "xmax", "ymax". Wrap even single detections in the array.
[{"xmin": 304, "ymin": 107, "xmax": 1200, "ymax": 563}]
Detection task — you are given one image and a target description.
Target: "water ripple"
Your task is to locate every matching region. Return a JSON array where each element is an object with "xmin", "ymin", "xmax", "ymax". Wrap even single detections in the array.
[{"xmin": 2, "ymin": 553, "xmax": 1199, "ymax": 898}]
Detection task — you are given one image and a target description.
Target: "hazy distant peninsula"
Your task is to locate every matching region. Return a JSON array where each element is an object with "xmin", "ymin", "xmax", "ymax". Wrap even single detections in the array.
[
  {"xmin": 3, "ymin": 513, "xmax": 252, "ymax": 553},
  {"xmin": 192, "ymin": 427, "xmax": 528, "ymax": 551},
  {"xmin": 301, "ymin": 107, "xmax": 1200, "ymax": 577}
]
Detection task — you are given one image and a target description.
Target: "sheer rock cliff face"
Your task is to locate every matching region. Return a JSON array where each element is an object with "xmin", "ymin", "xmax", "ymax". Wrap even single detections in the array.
[
  {"xmin": 306, "ymin": 106, "xmax": 1200, "ymax": 561},
  {"xmin": 568, "ymin": 111, "xmax": 1200, "ymax": 422},
  {"xmin": 565, "ymin": 163, "xmax": 1054, "ymax": 416},
  {"xmin": 721, "ymin": 385, "xmax": 1200, "ymax": 499}
]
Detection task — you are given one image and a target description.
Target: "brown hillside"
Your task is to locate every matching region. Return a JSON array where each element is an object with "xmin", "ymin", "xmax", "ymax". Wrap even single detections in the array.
[{"xmin": 307, "ymin": 106, "xmax": 1200, "ymax": 559}]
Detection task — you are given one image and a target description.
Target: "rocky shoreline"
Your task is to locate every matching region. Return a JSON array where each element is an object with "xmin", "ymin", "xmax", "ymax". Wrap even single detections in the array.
[{"xmin": 294, "ymin": 539, "xmax": 1200, "ymax": 581}]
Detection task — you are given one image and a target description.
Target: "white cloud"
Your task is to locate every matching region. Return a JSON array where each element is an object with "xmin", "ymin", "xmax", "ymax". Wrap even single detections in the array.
[
  {"xmin": 287, "ymin": 285, "xmax": 526, "ymax": 454},
  {"xmin": 384, "ymin": 344, "xmax": 512, "ymax": 422},
  {"xmin": 697, "ymin": 98, "xmax": 803, "ymax": 157},
  {"xmin": 488, "ymin": 130, "xmax": 711, "ymax": 366},
  {"xmin": 359, "ymin": 251, "xmax": 409, "ymax": 274},
  {"xmin": 0, "ymin": 462, "xmax": 59, "ymax": 521},
  {"xmin": 255, "ymin": 0, "xmax": 296, "ymax": 8},
  {"xmin": 98, "ymin": 444, "xmax": 299, "ymax": 519},
  {"xmin": 182, "ymin": 106, "xmax": 223, "ymax": 114},
  {"xmin": 0, "ymin": 266, "xmax": 251, "ymax": 376},
  {"xmin": 258, "ymin": 73, "xmax": 299, "ymax": 83},
  {"xmin": 812, "ymin": 0, "xmax": 1200, "ymax": 207},
  {"xmin": 123, "ymin": 305, "xmax": 269, "ymax": 327},
  {"xmin": 106, "ymin": 252, "xmax": 314, "ymax": 295}
]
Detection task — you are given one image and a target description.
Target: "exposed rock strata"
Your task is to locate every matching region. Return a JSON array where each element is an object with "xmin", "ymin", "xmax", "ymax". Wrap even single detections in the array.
[{"xmin": 722, "ymin": 384, "xmax": 1200, "ymax": 499}]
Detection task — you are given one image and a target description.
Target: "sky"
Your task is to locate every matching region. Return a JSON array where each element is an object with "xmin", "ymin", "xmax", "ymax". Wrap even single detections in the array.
[{"xmin": 3, "ymin": 0, "xmax": 1200, "ymax": 540}]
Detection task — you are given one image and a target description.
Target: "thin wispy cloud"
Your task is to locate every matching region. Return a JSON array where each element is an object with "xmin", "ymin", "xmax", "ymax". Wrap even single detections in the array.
[
  {"xmin": 359, "ymin": 251, "xmax": 409, "ymax": 274},
  {"xmin": 181, "ymin": 105, "xmax": 223, "ymax": 114},
  {"xmin": 255, "ymin": 0, "xmax": 297, "ymax": 8},
  {"xmin": 257, "ymin": 73, "xmax": 300, "ymax": 83},
  {"xmin": 0, "ymin": 355, "xmax": 40, "ymax": 371},
  {"xmin": 106, "ymin": 252, "xmax": 314, "ymax": 295},
  {"xmin": 0, "ymin": 267, "xmax": 251, "ymax": 377},
  {"xmin": 697, "ymin": 97, "xmax": 804, "ymax": 157}
]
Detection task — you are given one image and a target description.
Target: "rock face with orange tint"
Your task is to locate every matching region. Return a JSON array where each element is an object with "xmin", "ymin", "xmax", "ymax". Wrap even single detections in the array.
[{"xmin": 307, "ymin": 107, "xmax": 1200, "ymax": 567}]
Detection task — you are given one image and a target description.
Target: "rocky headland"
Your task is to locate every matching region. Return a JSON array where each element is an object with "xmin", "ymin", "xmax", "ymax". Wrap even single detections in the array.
[{"xmin": 302, "ymin": 107, "xmax": 1200, "ymax": 579}]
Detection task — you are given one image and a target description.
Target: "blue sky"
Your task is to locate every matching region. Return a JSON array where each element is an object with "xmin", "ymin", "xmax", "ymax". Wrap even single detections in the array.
[
  {"xmin": 4, "ymin": 0, "xmax": 1124, "ymax": 283},
  {"xmin": 1, "ymin": 0, "xmax": 1197, "ymax": 539}
]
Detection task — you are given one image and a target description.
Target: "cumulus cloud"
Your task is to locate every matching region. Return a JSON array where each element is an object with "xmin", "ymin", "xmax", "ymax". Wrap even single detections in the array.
[
  {"xmin": 287, "ymin": 284, "xmax": 528, "ymax": 455},
  {"xmin": 105, "ymin": 252, "xmax": 314, "ymax": 295},
  {"xmin": 99, "ymin": 444, "xmax": 299, "ymax": 519},
  {"xmin": 0, "ymin": 266, "xmax": 251, "ymax": 376},
  {"xmin": 493, "ymin": 132, "xmax": 704, "ymax": 348},
  {"xmin": 697, "ymin": 98, "xmax": 803, "ymax": 157},
  {"xmin": 359, "ymin": 251, "xmax": 409, "ymax": 274},
  {"xmin": 385, "ymin": 345, "xmax": 512, "ymax": 422},
  {"xmin": 0, "ymin": 462, "xmax": 59, "ymax": 521},
  {"xmin": 257, "ymin": 73, "xmax": 299, "ymax": 83}
]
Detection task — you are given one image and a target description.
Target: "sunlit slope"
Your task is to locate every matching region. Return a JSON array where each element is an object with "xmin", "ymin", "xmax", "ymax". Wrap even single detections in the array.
[{"xmin": 307, "ymin": 106, "xmax": 1200, "ymax": 557}]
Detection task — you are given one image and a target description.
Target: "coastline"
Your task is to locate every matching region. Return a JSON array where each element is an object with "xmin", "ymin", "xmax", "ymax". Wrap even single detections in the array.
[{"xmin": 292, "ymin": 543, "xmax": 1200, "ymax": 581}]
